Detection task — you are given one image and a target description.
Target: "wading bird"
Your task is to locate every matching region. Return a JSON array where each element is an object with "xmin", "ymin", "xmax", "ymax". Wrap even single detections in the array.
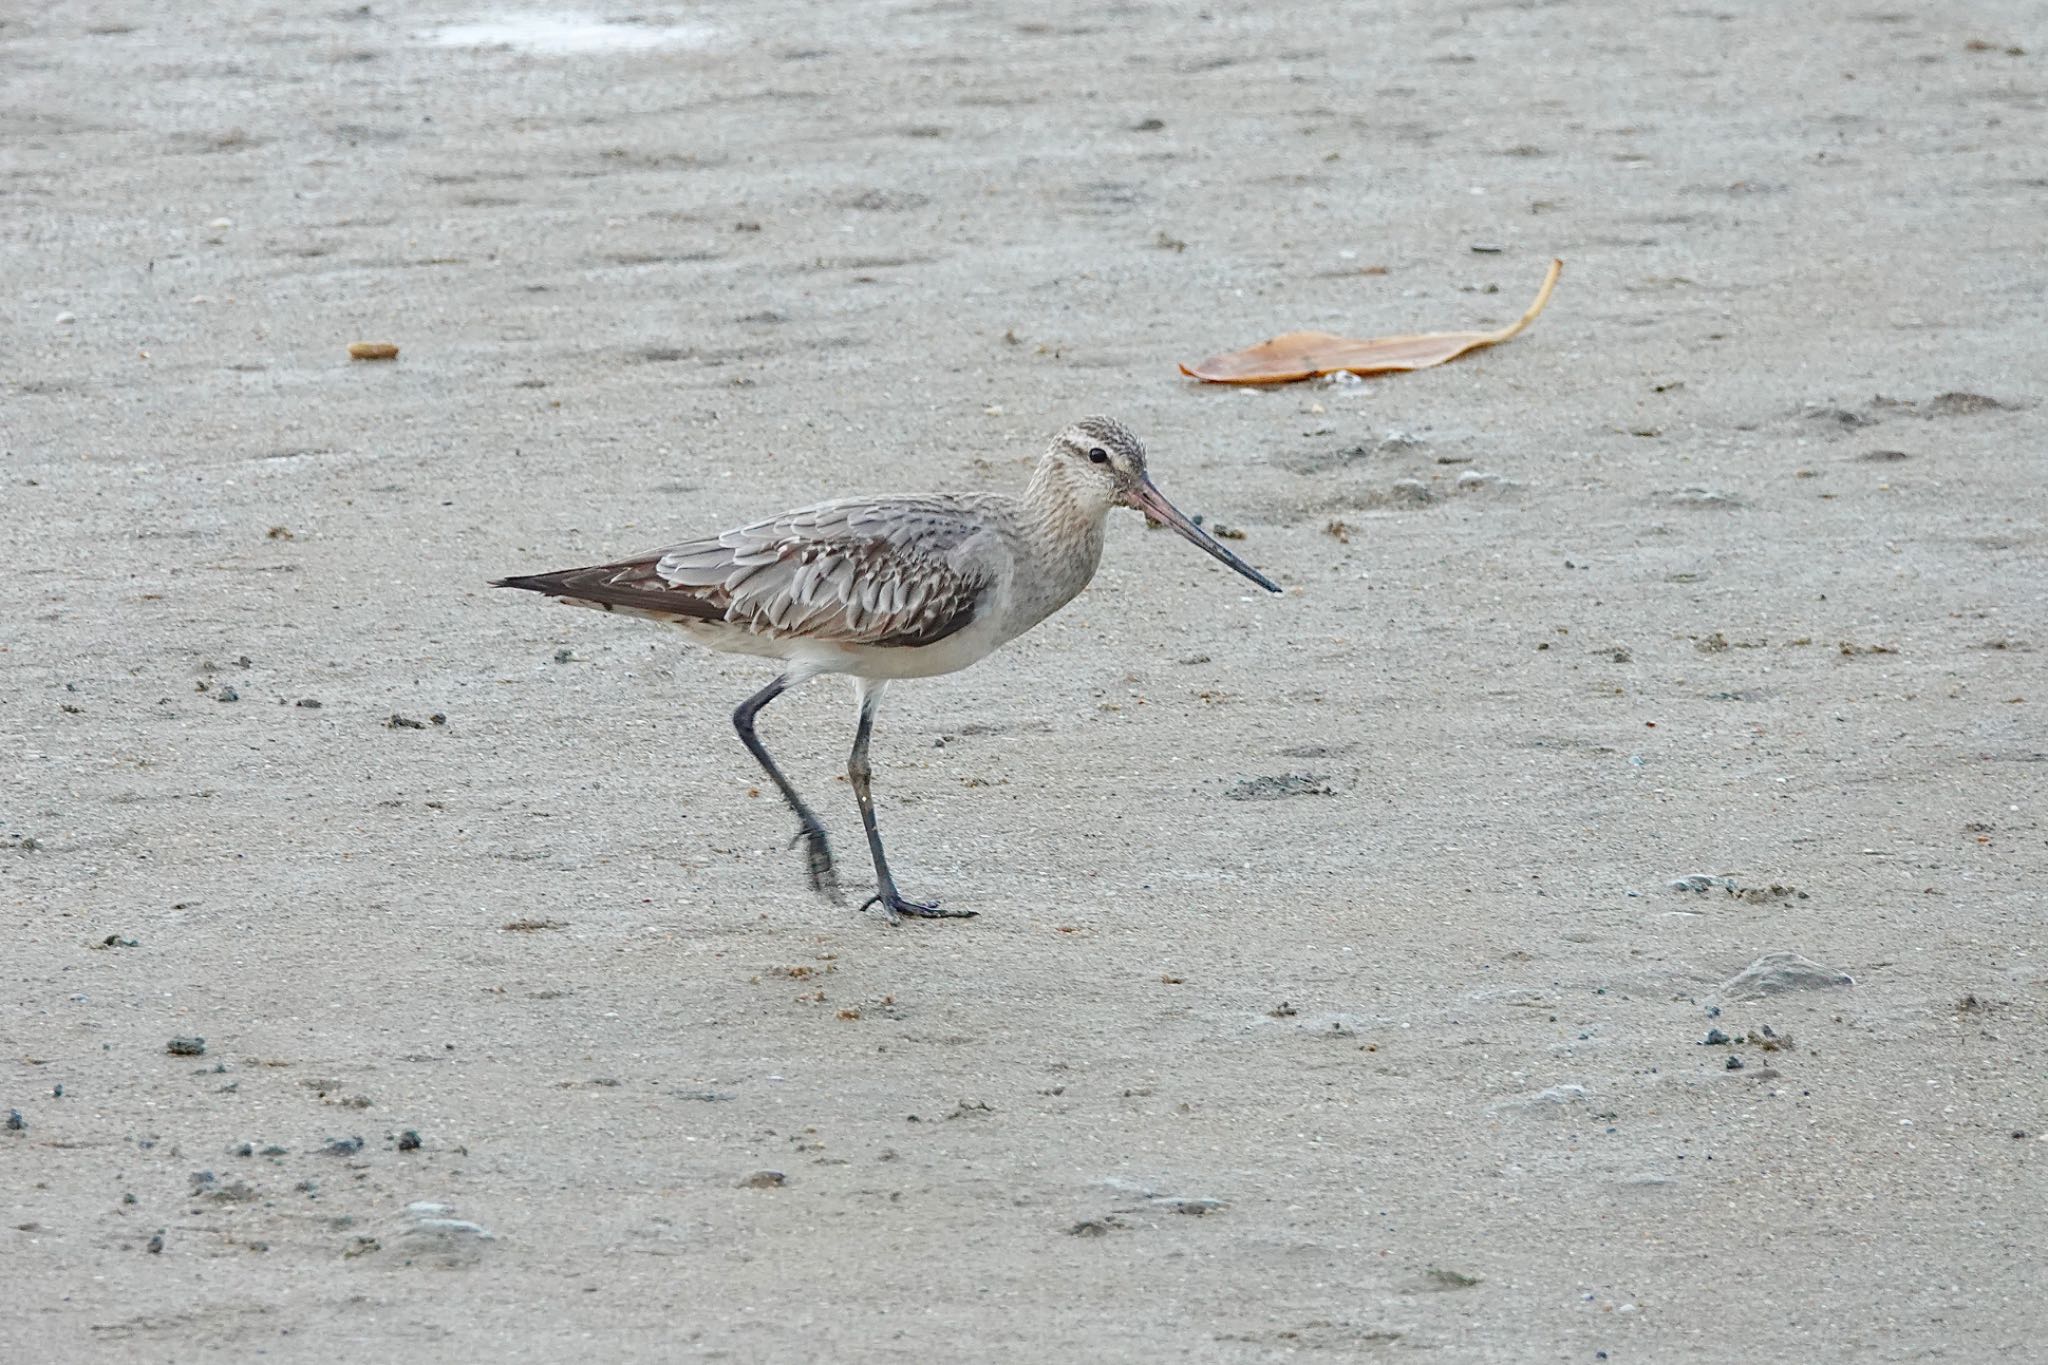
[{"xmin": 495, "ymin": 416, "xmax": 1279, "ymax": 923}]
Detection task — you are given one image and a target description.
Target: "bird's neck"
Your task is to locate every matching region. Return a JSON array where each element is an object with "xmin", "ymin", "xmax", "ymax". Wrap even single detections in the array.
[
  {"xmin": 1024, "ymin": 453, "xmax": 1113, "ymax": 526},
  {"xmin": 1022, "ymin": 455, "xmax": 1114, "ymax": 546},
  {"xmin": 1005, "ymin": 456, "xmax": 1111, "ymax": 632}
]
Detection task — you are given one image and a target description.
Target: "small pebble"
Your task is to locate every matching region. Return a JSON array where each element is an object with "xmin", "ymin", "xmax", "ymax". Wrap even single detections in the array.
[
  {"xmin": 396, "ymin": 1129, "xmax": 422, "ymax": 1152},
  {"xmin": 296, "ymin": 698, "xmax": 322, "ymax": 709},
  {"xmin": 5, "ymin": 1109, "xmax": 25, "ymax": 1132},
  {"xmin": 1725, "ymin": 1055, "xmax": 1745, "ymax": 1070},
  {"xmin": 1225, "ymin": 773, "xmax": 1335, "ymax": 802},
  {"xmin": 324, "ymin": 1136, "xmax": 364, "ymax": 1156},
  {"xmin": 1702, "ymin": 1028, "xmax": 1730, "ymax": 1046},
  {"xmin": 166, "ymin": 1036, "xmax": 206, "ymax": 1056},
  {"xmin": 394, "ymin": 1202, "xmax": 495, "ymax": 1262},
  {"xmin": 1159, "ymin": 1197, "xmax": 1225, "ymax": 1215},
  {"xmin": 146, "ymin": 1233, "xmax": 164, "ymax": 1254},
  {"xmin": 738, "ymin": 1170, "xmax": 787, "ymax": 1188},
  {"xmin": 215, "ymin": 685, "xmax": 239, "ymax": 703},
  {"xmin": 54, "ymin": 311, "xmax": 76, "ymax": 325},
  {"xmin": 1718, "ymin": 951, "xmax": 1853, "ymax": 1000}
]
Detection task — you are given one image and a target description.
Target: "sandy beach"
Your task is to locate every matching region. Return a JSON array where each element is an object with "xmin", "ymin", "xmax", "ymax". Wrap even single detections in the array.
[{"xmin": 4, "ymin": 1, "xmax": 2044, "ymax": 1360}]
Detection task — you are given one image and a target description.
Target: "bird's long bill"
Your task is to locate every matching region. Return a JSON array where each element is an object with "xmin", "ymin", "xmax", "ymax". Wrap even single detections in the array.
[{"xmin": 1128, "ymin": 477, "xmax": 1282, "ymax": 594}]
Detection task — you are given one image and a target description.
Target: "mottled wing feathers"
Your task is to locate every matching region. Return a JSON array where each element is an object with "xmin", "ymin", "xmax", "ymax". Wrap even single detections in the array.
[{"xmin": 495, "ymin": 496, "xmax": 997, "ymax": 649}]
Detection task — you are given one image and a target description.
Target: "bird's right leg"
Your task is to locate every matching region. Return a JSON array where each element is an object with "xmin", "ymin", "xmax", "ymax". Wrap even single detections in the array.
[
  {"xmin": 732, "ymin": 672, "xmax": 840, "ymax": 903},
  {"xmin": 847, "ymin": 678, "xmax": 974, "ymax": 925}
]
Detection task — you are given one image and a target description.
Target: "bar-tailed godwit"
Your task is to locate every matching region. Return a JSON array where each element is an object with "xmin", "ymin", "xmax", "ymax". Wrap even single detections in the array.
[{"xmin": 495, "ymin": 416, "xmax": 1279, "ymax": 923}]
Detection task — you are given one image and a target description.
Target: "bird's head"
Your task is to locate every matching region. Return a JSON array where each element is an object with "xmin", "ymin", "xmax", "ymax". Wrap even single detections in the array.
[
  {"xmin": 1046, "ymin": 415, "xmax": 1280, "ymax": 594},
  {"xmin": 1047, "ymin": 415, "xmax": 1150, "ymax": 507}
]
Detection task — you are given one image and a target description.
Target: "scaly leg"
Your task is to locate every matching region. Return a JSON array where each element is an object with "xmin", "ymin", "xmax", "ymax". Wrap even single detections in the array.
[
  {"xmin": 848, "ymin": 679, "xmax": 974, "ymax": 924},
  {"xmin": 732, "ymin": 671, "xmax": 839, "ymax": 902}
]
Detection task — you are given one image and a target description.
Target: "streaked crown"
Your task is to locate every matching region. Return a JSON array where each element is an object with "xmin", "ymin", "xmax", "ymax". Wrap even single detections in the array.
[{"xmin": 1052, "ymin": 415, "xmax": 1147, "ymax": 474}]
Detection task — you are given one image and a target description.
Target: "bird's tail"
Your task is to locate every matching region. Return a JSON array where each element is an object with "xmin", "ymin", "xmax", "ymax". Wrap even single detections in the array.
[{"xmin": 490, "ymin": 564, "xmax": 721, "ymax": 622}]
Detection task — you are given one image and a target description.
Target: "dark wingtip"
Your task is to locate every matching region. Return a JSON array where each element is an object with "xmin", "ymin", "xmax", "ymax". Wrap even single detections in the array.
[{"xmin": 492, "ymin": 574, "xmax": 555, "ymax": 593}]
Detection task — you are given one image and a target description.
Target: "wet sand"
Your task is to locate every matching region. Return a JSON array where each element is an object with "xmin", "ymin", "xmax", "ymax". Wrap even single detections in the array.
[{"xmin": 4, "ymin": 2, "xmax": 2044, "ymax": 1360}]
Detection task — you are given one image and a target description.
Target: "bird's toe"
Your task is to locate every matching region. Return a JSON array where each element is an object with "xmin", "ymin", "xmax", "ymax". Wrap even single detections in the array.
[
  {"xmin": 897, "ymin": 899, "xmax": 974, "ymax": 920},
  {"xmin": 791, "ymin": 825, "xmax": 841, "ymax": 904},
  {"xmin": 860, "ymin": 891, "xmax": 973, "ymax": 923}
]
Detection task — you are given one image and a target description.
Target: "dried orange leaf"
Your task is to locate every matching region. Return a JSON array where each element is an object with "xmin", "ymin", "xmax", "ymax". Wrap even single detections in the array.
[
  {"xmin": 1180, "ymin": 258, "xmax": 1562, "ymax": 385},
  {"xmin": 348, "ymin": 341, "xmax": 400, "ymax": 361}
]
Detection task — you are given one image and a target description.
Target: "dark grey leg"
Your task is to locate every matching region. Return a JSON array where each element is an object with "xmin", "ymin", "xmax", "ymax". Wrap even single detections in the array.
[
  {"xmin": 732, "ymin": 673, "xmax": 839, "ymax": 902},
  {"xmin": 848, "ymin": 681, "xmax": 974, "ymax": 924}
]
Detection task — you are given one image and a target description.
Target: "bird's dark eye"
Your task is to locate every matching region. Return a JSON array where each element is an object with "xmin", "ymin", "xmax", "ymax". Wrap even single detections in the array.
[{"xmin": 1088, "ymin": 447, "xmax": 1110, "ymax": 464}]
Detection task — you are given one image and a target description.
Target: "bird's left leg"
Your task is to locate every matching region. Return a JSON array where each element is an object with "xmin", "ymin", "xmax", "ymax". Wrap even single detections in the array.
[
  {"xmin": 733, "ymin": 670, "xmax": 839, "ymax": 902},
  {"xmin": 847, "ymin": 679, "xmax": 975, "ymax": 925}
]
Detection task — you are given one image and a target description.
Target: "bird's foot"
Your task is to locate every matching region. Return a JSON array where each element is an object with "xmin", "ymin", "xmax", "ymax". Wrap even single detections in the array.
[
  {"xmin": 790, "ymin": 823, "xmax": 841, "ymax": 904},
  {"xmin": 859, "ymin": 888, "xmax": 976, "ymax": 925}
]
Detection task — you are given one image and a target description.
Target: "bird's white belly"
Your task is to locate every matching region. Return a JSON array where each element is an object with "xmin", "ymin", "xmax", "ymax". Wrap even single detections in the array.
[{"xmin": 665, "ymin": 611, "xmax": 1004, "ymax": 680}]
